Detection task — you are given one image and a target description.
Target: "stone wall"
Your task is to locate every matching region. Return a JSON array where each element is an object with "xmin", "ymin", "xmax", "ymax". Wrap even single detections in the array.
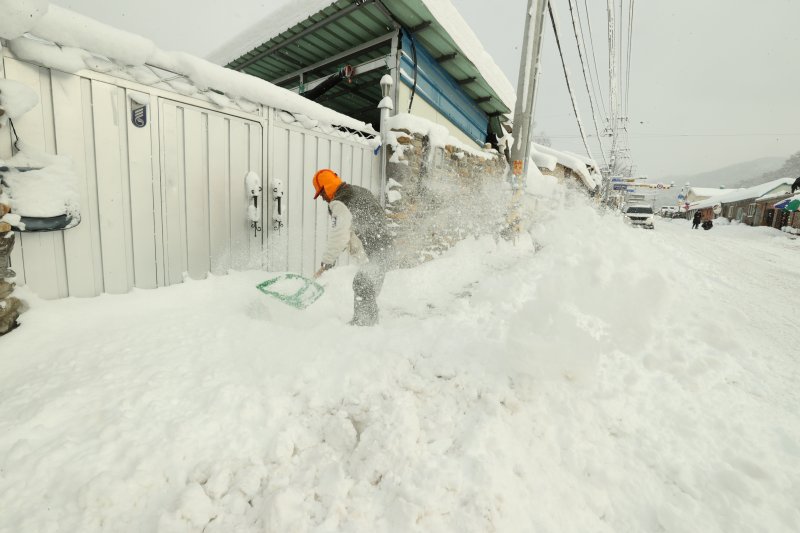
[
  {"xmin": 0, "ymin": 204, "xmax": 20, "ymax": 335},
  {"xmin": 385, "ymin": 129, "xmax": 508, "ymax": 267}
]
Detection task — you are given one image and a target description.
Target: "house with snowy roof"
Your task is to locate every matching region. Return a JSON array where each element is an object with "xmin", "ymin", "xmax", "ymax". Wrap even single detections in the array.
[
  {"xmin": 686, "ymin": 187, "xmax": 739, "ymax": 204},
  {"xmin": 689, "ymin": 177, "xmax": 794, "ymax": 226}
]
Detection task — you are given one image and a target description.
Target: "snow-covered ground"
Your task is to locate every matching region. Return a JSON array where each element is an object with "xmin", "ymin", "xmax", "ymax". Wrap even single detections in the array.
[{"xmin": 1, "ymin": 184, "xmax": 799, "ymax": 532}]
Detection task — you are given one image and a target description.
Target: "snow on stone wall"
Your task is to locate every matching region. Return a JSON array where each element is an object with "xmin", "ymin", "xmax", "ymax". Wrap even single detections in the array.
[{"xmin": 0, "ymin": 78, "xmax": 38, "ymax": 126}]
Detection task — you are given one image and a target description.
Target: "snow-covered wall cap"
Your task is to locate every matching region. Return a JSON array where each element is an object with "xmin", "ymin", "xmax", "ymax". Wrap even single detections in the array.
[
  {"xmin": 207, "ymin": 0, "xmax": 516, "ymax": 111},
  {"xmin": 531, "ymin": 142, "xmax": 598, "ymax": 192},
  {"xmin": 387, "ymin": 113, "xmax": 493, "ymax": 160},
  {"xmin": 690, "ymin": 177, "xmax": 795, "ymax": 209},
  {"xmin": 1, "ymin": 2, "xmax": 375, "ymax": 134},
  {"xmin": 529, "ymin": 143, "xmax": 558, "ymax": 171},
  {"xmin": 0, "ymin": 0, "xmax": 48, "ymax": 40}
]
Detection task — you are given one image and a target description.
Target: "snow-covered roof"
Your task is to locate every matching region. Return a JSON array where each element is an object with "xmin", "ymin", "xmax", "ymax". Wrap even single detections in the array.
[
  {"xmin": 688, "ymin": 187, "xmax": 737, "ymax": 199},
  {"xmin": 0, "ymin": 2, "xmax": 376, "ymax": 134},
  {"xmin": 690, "ymin": 178, "xmax": 795, "ymax": 209},
  {"xmin": 208, "ymin": 0, "xmax": 516, "ymax": 112},
  {"xmin": 206, "ymin": 0, "xmax": 338, "ymax": 66}
]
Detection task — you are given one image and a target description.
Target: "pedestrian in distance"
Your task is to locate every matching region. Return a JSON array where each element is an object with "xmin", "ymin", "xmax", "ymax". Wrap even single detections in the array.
[
  {"xmin": 692, "ymin": 210, "xmax": 702, "ymax": 229},
  {"xmin": 312, "ymin": 169, "xmax": 393, "ymax": 326}
]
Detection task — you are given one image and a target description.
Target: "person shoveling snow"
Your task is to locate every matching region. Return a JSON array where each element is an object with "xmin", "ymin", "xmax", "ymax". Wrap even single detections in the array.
[{"xmin": 311, "ymin": 169, "xmax": 393, "ymax": 326}]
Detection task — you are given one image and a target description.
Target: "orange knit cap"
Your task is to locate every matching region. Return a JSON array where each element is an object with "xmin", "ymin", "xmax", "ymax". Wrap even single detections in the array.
[{"xmin": 312, "ymin": 169, "xmax": 342, "ymax": 200}]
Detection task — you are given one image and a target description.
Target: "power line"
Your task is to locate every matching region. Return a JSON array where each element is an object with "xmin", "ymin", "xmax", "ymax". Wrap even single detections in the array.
[
  {"xmin": 567, "ymin": 0, "xmax": 608, "ymax": 166},
  {"xmin": 624, "ymin": 0, "xmax": 635, "ymax": 116},
  {"xmin": 548, "ymin": 1, "xmax": 595, "ymax": 162},
  {"xmin": 575, "ymin": 0, "xmax": 607, "ymax": 120},
  {"xmin": 581, "ymin": 0, "xmax": 608, "ymax": 119},
  {"xmin": 617, "ymin": 0, "xmax": 624, "ymax": 120}
]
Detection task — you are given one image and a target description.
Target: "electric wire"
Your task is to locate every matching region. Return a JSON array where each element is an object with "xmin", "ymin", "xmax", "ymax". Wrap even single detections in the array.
[
  {"xmin": 581, "ymin": 0, "xmax": 608, "ymax": 119},
  {"xmin": 567, "ymin": 0, "xmax": 608, "ymax": 166},
  {"xmin": 625, "ymin": 0, "xmax": 635, "ymax": 116},
  {"xmin": 618, "ymin": 0, "xmax": 624, "ymax": 120},
  {"xmin": 548, "ymin": 1, "xmax": 595, "ymax": 161}
]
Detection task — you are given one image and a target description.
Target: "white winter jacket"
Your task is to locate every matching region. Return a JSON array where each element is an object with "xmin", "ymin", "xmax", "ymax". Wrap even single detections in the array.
[{"xmin": 321, "ymin": 200, "xmax": 365, "ymax": 265}]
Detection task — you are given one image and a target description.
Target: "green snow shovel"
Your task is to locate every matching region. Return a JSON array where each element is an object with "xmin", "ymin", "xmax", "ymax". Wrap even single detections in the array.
[{"xmin": 256, "ymin": 273, "xmax": 325, "ymax": 309}]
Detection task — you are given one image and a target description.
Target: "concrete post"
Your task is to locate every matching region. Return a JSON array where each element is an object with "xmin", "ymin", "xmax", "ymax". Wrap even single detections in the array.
[{"xmin": 378, "ymin": 74, "xmax": 394, "ymax": 208}]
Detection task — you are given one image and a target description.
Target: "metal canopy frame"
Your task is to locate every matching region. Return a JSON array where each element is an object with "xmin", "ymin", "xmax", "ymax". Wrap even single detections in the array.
[{"xmin": 225, "ymin": 0, "xmax": 511, "ymax": 138}]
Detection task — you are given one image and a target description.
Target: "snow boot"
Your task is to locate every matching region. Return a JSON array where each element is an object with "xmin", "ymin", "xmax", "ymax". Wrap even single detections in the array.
[
  {"xmin": 0, "ymin": 232, "xmax": 15, "ymax": 279},
  {"xmin": 0, "ymin": 296, "xmax": 21, "ymax": 335},
  {"xmin": 0, "ymin": 280, "xmax": 14, "ymax": 299}
]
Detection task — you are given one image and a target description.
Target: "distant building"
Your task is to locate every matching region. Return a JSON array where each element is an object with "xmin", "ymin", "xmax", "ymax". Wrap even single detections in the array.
[
  {"xmin": 686, "ymin": 187, "xmax": 739, "ymax": 204},
  {"xmin": 689, "ymin": 178, "xmax": 795, "ymax": 225}
]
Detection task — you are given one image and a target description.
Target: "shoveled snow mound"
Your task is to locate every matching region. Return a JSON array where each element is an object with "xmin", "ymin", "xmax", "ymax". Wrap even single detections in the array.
[{"xmin": 1, "ymin": 186, "xmax": 799, "ymax": 532}]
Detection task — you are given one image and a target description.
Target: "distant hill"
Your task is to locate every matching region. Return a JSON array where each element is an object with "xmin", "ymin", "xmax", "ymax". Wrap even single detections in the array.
[
  {"xmin": 665, "ymin": 157, "xmax": 784, "ymax": 189},
  {"xmin": 653, "ymin": 157, "xmax": 784, "ymax": 208}
]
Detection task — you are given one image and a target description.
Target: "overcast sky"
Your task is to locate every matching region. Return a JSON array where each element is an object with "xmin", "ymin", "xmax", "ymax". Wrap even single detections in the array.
[{"xmin": 52, "ymin": 0, "xmax": 800, "ymax": 179}]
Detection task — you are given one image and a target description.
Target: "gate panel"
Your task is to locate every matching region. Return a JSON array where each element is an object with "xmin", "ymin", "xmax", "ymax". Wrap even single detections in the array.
[
  {"xmin": 268, "ymin": 123, "xmax": 380, "ymax": 278},
  {"xmin": 91, "ymin": 81, "xmax": 138, "ymax": 295},
  {"xmin": 183, "ymin": 109, "xmax": 210, "ymax": 280},
  {"xmin": 125, "ymin": 90, "xmax": 159, "ymax": 290},
  {"xmin": 286, "ymin": 130, "xmax": 304, "ymax": 274},
  {"xmin": 2, "ymin": 59, "xmax": 67, "ymax": 297},
  {"xmin": 207, "ymin": 115, "xmax": 231, "ymax": 275},
  {"xmin": 158, "ymin": 99, "xmax": 263, "ymax": 283},
  {"xmin": 301, "ymin": 134, "xmax": 318, "ymax": 276}
]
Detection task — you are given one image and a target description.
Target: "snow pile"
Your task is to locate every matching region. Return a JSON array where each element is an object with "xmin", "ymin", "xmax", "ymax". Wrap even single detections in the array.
[
  {"xmin": 0, "ymin": 78, "xmax": 38, "ymax": 126},
  {"xmin": 2, "ymin": 186, "xmax": 799, "ymax": 531},
  {"xmin": 387, "ymin": 113, "xmax": 494, "ymax": 160},
  {"xmin": 0, "ymin": 143, "xmax": 80, "ymax": 219},
  {"xmin": 0, "ymin": 0, "xmax": 47, "ymax": 39}
]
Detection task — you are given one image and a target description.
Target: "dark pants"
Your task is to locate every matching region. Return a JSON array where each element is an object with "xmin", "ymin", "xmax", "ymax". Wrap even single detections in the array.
[
  {"xmin": 0, "ymin": 233, "xmax": 15, "ymax": 279},
  {"xmin": 352, "ymin": 251, "xmax": 389, "ymax": 326}
]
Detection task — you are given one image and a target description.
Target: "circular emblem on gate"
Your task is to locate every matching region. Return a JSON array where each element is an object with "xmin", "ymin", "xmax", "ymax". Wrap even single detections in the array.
[{"xmin": 131, "ymin": 104, "xmax": 147, "ymax": 128}]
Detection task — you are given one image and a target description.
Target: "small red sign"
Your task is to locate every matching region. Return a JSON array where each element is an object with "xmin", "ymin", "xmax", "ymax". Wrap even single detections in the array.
[{"xmin": 513, "ymin": 160, "xmax": 524, "ymax": 176}]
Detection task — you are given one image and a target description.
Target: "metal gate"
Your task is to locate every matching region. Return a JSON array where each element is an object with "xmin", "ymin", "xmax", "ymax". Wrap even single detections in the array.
[{"xmin": 2, "ymin": 53, "xmax": 380, "ymax": 299}]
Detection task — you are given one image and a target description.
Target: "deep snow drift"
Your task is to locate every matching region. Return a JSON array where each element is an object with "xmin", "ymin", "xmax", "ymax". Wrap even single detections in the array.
[{"xmin": 1, "ymin": 181, "xmax": 799, "ymax": 532}]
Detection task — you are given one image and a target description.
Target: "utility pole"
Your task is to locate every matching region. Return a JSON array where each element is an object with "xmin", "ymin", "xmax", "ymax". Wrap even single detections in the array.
[
  {"xmin": 505, "ymin": 0, "xmax": 549, "ymax": 238},
  {"xmin": 509, "ymin": 0, "xmax": 550, "ymax": 181}
]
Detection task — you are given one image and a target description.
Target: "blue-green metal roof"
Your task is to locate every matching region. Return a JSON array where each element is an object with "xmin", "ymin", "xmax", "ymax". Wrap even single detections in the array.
[{"xmin": 225, "ymin": 0, "xmax": 511, "ymax": 137}]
